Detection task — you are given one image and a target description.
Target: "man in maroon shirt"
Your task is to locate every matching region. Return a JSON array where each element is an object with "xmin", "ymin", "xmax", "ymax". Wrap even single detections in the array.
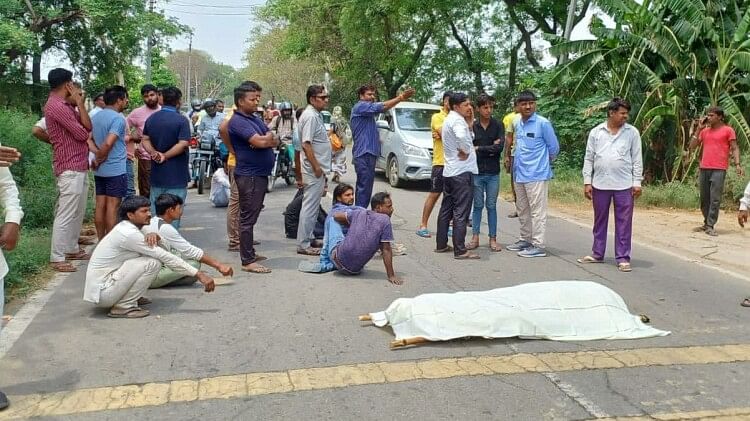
[{"xmin": 44, "ymin": 68, "xmax": 92, "ymax": 272}]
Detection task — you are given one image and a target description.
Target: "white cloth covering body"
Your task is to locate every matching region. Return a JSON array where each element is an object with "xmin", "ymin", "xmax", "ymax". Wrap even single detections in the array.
[{"xmin": 369, "ymin": 281, "xmax": 670, "ymax": 342}]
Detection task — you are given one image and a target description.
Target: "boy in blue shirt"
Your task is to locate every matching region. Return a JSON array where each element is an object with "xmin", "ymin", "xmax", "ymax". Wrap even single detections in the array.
[{"xmin": 89, "ymin": 85, "xmax": 129, "ymax": 239}]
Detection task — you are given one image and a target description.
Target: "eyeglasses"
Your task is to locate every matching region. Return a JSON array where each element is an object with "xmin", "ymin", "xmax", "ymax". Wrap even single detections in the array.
[{"xmin": 315, "ymin": 95, "xmax": 330, "ymax": 100}]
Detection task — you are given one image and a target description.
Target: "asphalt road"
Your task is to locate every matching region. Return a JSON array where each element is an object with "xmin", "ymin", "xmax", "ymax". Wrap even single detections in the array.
[{"xmin": 0, "ymin": 169, "xmax": 749, "ymax": 420}]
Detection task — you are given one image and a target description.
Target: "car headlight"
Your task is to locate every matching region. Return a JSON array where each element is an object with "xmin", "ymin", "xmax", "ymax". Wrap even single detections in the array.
[{"xmin": 402, "ymin": 143, "xmax": 429, "ymax": 159}]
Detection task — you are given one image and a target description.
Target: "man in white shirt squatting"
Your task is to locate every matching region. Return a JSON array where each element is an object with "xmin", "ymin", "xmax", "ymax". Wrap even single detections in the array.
[
  {"xmin": 148, "ymin": 193, "xmax": 233, "ymax": 288},
  {"xmin": 83, "ymin": 196, "xmax": 216, "ymax": 319},
  {"xmin": 579, "ymin": 97, "xmax": 643, "ymax": 273}
]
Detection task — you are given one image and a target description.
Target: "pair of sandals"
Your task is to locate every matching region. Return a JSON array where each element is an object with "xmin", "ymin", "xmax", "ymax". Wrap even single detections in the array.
[
  {"xmin": 434, "ymin": 245, "xmax": 480, "ymax": 260},
  {"xmin": 466, "ymin": 239, "xmax": 502, "ymax": 252},
  {"xmin": 577, "ymin": 255, "xmax": 632, "ymax": 272},
  {"xmin": 107, "ymin": 297, "xmax": 152, "ymax": 318},
  {"xmin": 50, "ymin": 249, "xmax": 91, "ymax": 272},
  {"xmin": 242, "ymin": 255, "xmax": 271, "ymax": 273}
]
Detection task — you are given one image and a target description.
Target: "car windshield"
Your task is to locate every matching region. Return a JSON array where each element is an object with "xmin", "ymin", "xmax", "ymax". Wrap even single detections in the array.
[{"xmin": 395, "ymin": 108, "xmax": 437, "ymax": 131}]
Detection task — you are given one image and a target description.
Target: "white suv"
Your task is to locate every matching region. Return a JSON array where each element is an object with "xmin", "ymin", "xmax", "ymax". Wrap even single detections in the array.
[{"xmin": 375, "ymin": 101, "xmax": 440, "ymax": 187}]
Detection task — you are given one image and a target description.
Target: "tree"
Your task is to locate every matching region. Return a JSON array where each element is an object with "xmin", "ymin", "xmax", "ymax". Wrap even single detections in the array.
[
  {"xmin": 166, "ymin": 49, "xmax": 237, "ymax": 102},
  {"xmin": 0, "ymin": 0, "xmax": 184, "ymax": 110},
  {"xmin": 549, "ymin": 0, "xmax": 750, "ymax": 181},
  {"xmin": 261, "ymin": 0, "xmax": 436, "ymax": 98}
]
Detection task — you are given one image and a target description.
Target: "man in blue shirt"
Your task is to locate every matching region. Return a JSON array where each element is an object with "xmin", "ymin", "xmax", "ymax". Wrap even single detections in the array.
[
  {"xmin": 505, "ymin": 90, "xmax": 560, "ymax": 258},
  {"xmin": 350, "ymin": 83, "xmax": 415, "ymax": 208},
  {"xmin": 142, "ymin": 86, "xmax": 192, "ymax": 229},
  {"xmin": 90, "ymin": 85, "xmax": 129, "ymax": 239},
  {"xmin": 228, "ymin": 81, "xmax": 278, "ymax": 273}
]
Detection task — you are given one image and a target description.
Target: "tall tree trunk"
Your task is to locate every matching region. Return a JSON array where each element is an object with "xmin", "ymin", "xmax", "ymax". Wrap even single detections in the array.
[
  {"xmin": 32, "ymin": 52, "xmax": 42, "ymax": 114},
  {"xmin": 508, "ymin": 38, "xmax": 523, "ymax": 92}
]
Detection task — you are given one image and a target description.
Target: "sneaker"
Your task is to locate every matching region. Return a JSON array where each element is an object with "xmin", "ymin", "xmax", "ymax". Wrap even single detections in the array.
[
  {"xmin": 518, "ymin": 247, "xmax": 547, "ymax": 258},
  {"xmin": 506, "ymin": 240, "xmax": 532, "ymax": 251}
]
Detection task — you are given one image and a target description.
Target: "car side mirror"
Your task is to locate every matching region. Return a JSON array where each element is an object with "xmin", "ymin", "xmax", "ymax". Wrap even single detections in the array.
[{"xmin": 376, "ymin": 120, "xmax": 391, "ymax": 131}]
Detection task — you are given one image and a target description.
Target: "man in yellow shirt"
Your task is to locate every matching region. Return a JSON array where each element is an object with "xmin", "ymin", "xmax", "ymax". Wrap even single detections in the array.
[
  {"xmin": 503, "ymin": 99, "xmax": 520, "ymax": 218},
  {"xmin": 416, "ymin": 92, "xmax": 452, "ymax": 237}
]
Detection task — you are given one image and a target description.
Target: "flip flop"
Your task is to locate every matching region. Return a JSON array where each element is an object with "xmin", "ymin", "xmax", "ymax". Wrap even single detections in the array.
[
  {"xmin": 455, "ymin": 252, "xmax": 480, "ymax": 260},
  {"xmin": 434, "ymin": 246, "xmax": 453, "ymax": 253},
  {"xmin": 78, "ymin": 236, "xmax": 96, "ymax": 245},
  {"xmin": 297, "ymin": 247, "xmax": 321, "ymax": 256},
  {"xmin": 577, "ymin": 255, "xmax": 603, "ymax": 264},
  {"xmin": 242, "ymin": 263, "xmax": 272, "ymax": 273},
  {"xmin": 617, "ymin": 262, "xmax": 632, "ymax": 272},
  {"xmin": 107, "ymin": 307, "xmax": 150, "ymax": 318},
  {"xmin": 65, "ymin": 250, "xmax": 90, "ymax": 260},
  {"xmin": 489, "ymin": 243, "xmax": 503, "ymax": 252},
  {"xmin": 51, "ymin": 262, "xmax": 77, "ymax": 272},
  {"xmin": 415, "ymin": 228, "xmax": 431, "ymax": 238},
  {"xmin": 741, "ymin": 298, "xmax": 750, "ymax": 308}
]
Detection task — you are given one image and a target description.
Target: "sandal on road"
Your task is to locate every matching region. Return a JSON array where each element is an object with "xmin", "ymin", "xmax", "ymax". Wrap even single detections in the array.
[
  {"xmin": 242, "ymin": 263, "xmax": 272, "ymax": 273},
  {"xmin": 577, "ymin": 255, "xmax": 603, "ymax": 264},
  {"xmin": 489, "ymin": 243, "xmax": 503, "ymax": 252},
  {"xmin": 617, "ymin": 262, "xmax": 632, "ymax": 272},
  {"xmin": 65, "ymin": 250, "xmax": 90, "ymax": 260},
  {"xmin": 455, "ymin": 252, "xmax": 480, "ymax": 260},
  {"xmin": 296, "ymin": 247, "xmax": 321, "ymax": 256},
  {"xmin": 51, "ymin": 262, "xmax": 77, "ymax": 272},
  {"xmin": 741, "ymin": 298, "xmax": 750, "ymax": 308},
  {"xmin": 108, "ymin": 307, "xmax": 150, "ymax": 318},
  {"xmin": 415, "ymin": 227, "xmax": 431, "ymax": 238}
]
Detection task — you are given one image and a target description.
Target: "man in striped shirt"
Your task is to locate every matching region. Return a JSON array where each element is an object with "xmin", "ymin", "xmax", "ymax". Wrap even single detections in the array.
[{"xmin": 44, "ymin": 68, "xmax": 92, "ymax": 273}]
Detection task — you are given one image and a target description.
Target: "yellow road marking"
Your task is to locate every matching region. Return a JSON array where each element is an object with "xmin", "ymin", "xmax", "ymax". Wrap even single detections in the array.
[
  {"xmin": 3, "ymin": 343, "xmax": 750, "ymax": 419},
  {"xmin": 592, "ymin": 406, "xmax": 750, "ymax": 420}
]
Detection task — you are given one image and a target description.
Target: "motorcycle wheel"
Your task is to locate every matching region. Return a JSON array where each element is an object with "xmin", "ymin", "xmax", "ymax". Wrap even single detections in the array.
[{"xmin": 197, "ymin": 160, "xmax": 207, "ymax": 194}]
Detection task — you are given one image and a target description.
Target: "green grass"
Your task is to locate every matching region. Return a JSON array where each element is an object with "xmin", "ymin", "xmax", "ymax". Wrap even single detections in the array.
[{"xmin": 4, "ymin": 228, "xmax": 53, "ymax": 302}]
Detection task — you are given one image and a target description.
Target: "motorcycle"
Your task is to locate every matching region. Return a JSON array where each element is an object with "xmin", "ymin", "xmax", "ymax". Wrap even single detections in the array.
[
  {"xmin": 191, "ymin": 131, "xmax": 224, "ymax": 195},
  {"xmin": 267, "ymin": 135, "xmax": 296, "ymax": 192}
]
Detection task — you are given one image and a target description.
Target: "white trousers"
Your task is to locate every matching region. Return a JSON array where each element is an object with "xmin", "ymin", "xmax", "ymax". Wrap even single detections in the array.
[
  {"xmin": 50, "ymin": 171, "xmax": 89, "ymax": 262},
  {"xmin": 98, "ymin": 257, "xmax": 160, "ymax": 309},
  {"xmin": 514, "ymin": 180, "xmax": 549, "ymax": 248}
]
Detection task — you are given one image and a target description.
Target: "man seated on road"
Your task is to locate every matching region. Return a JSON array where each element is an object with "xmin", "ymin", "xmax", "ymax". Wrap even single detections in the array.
[
  {"xmin": 283, "ymin": 183, "xmax": 328, "ymax": 243},
  {"xmin": 83, "ymin": 196, "xmax": 216, "ymax": 318},
  {"xmin": 299, "ymin": 183, "xmax": 358, "ymax": 273},
  {"xmin": 146, "ymin": 193, "xmax": 234, "ymax": 288},
  {"xmin": 310, "ymin": 191, "xmax": 402, "ymax": 285}
]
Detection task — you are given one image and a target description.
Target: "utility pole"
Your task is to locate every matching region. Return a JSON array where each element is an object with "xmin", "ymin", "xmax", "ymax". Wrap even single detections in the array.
[
  {"xmin": 561, "ymin": 0, "xmax": 578, "ymax": 64},
  {"xmin": 144, "ymin": 0, "xmax": 155, "ymax": 83},
  {"xmin": 186, "ymin": 33, "xmax": 192, "ymax": 103}
]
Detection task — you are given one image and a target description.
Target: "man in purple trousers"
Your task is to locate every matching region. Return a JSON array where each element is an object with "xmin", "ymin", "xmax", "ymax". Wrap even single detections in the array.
[{"xmin": 578, "ymin": 98, "xmax": 643, "ymax": 272}]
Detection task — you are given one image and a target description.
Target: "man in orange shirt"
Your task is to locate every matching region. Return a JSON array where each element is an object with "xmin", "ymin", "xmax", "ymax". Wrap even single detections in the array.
[{"xmin": 689, "ymin": 106, "xmax": 744, "ymax": 236}]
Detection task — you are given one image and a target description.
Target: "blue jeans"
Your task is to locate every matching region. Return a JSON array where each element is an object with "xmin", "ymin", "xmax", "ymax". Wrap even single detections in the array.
[
  {"xmin": 472, "ymin": 173, "xmax": 500, "ymax": 237},
  {"xmin": 319, "ymin": 216, "xmax": 346, "ymax": 272},
  {"xmin": 125, "ymin": 159, "xmax": 136, "ymax": 198},
  {"xmin": 150, "ymin": 187, "xmax": 187, "ymax": 229}
]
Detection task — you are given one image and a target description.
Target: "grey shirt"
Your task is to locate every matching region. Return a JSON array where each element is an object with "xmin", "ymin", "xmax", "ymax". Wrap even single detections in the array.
[
  {"xmin": 298, "ymin": 105, "xmax": 331, "ymax": 177},
  {"xmin": 583, "ymin": 122, "xmax": 643, "ymax": 190}
]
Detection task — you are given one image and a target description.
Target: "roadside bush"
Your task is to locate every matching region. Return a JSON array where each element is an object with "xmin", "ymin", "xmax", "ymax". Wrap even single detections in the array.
[{"xmin": 0, "ymin": 108, "xmax": 56, "ymax": 228}]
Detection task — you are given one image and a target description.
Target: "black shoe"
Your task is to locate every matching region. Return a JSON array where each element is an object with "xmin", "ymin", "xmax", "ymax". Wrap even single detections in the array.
[{"xmin": 0, "ymin": 390, "xmax": 9, "ymax": 410}]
